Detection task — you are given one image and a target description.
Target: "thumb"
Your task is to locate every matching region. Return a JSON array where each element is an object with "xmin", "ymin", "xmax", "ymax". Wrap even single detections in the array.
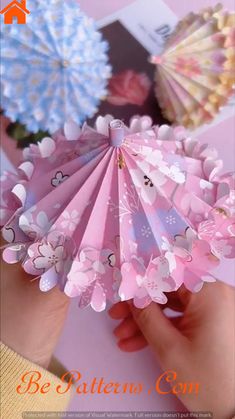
[{"xmin": 130, "ymin": 302, "xmax": 189, "ymax": 366}]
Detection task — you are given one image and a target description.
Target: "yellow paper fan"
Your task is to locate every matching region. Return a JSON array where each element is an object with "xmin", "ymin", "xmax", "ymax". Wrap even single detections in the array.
[{"xmin": 151, "ymin": 4, "xmax": 235, "ymax": 129}]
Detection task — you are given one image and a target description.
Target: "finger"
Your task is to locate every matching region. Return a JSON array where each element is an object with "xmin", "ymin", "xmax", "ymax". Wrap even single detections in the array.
[
  {"xmin": 129, "ymin": 301, "xmax": 189, "ymax": 363},
  {"xmin": 169, "ymin": 316, "xmax": 183, "ymax": 329},
  {"xmin": 108, "ymin": 301, "xmax": 131, "ymax": 319},
  {"xmin": 118, "ymin": 334, "xmax": 148, "ymax": 352},
  {"xmin": 113, "ymin": 316, "xmax": 139, "ymax": 340}
]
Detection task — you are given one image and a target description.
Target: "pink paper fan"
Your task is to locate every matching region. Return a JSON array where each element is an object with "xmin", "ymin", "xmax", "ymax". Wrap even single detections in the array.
[{"xmin": 1, "ymin": 116, "xmax": 234, "ymax": 311}]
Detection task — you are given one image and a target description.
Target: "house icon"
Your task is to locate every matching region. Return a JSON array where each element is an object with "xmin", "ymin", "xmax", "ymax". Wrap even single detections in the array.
[{"xmin": 0, "ymin": 0, "xmax": 30, "ymax": 24}]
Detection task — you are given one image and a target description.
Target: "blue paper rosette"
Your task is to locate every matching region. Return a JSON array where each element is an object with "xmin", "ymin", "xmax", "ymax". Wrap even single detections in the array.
[{"xmin": 0, "ymin": 0, "xmax": 112, "ymax": 133}]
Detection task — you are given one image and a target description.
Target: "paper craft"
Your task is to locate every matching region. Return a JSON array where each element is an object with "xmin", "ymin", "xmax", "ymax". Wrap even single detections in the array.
[
  {"xmin": 151, "ymin": 4, "xmax": 235, "ymax": 129},
  {"xmin": 0, "ymin": 0, "xmax": 111, "ymax": 133},
  {"xmin": 1, "ymin": 115, "xmax": 234, "ymax": 311}
]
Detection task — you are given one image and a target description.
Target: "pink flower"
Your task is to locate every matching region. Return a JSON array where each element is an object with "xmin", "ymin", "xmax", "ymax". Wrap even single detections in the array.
[
  {"xmin": 119, "ymin": 256, "xmax": 176, "ymax": 308},
  {"xmin": 175, "ymin": 57, "xmax": 201, "ymax": 78},
  {"xmin": 64, "ymin": 247, "xmax": 120, "ymax": 312},
  {"xmin": 198, "ymin": 208, "xmax": 235, "ymax": 259},
  {"xmin": 23, "ymin": 231, "xmax": 75, "ymax": 293},
  {"xmin": 107, "ymin": 70, "xmax": 151, "ymax": 106},
  {"xmin": 33, "ymin": 242, "xmax": 65, "ymax": 273},
  {"xmin": 163, "ymin": 229, "xmax": 219, "ymax": 293}
]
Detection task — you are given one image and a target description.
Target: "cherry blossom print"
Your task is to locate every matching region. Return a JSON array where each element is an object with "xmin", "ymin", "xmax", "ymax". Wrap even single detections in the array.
[
  {"xmin": 119, "ymin": 255, "xmax": 176, "ymax": 308},
  {"xmin": 65, "ymin": 247, "xmax": 117, "ymax": 297},
  {"xmin": 130, "ymin": 161, "xmax": 166, "ymax": 205},
  {"xmin": 22, "ymin": 231, "xmax": 76, "ymax": 293},
  {"xmin": 79, "ymin": 282, "xmax": 107, "ymax": 312},
  {"xmin": 159, "ymin": 164, "xmax": 185, "ymax": 184},
  {"xmin": 60, "ymin": 210, "xmax": 80, "ymax": 232},
  {"xmin": 51, "ymin": 171, "xmax": 69, "ymax": 187},
  {"xmin": 162, "ymin": 229, "xmax": 219, "ymax": 292},
  {"xmin": 140, "ymin": 147, "xmax": 167, "ymax": 169},
  {"xmin": 33, "ymin": 242, "xmax": 65, "ymax": 273},
  {"xmin": 65, "ymin": 261, "xmax": 95, "ymax": 297},
  {"xmin": 65, "ymin": 247, "xmax": 120, "ymax": 311}
]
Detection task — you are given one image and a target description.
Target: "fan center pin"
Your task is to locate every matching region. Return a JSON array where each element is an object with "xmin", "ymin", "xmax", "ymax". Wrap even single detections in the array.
[{"xmin": 109, "ymin": 119, "xmax": 125, "ymax": 147}]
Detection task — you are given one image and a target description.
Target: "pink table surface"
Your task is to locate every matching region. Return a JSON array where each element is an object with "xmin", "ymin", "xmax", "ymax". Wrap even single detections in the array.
[{"xmin": 1, "ymin": 0, "xmax": 234, "ymax": 414}]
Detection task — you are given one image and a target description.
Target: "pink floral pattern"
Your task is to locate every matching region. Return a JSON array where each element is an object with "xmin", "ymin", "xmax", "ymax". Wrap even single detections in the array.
[
  {"xmin": 175, "ymin": 57, "xmax": 201, "ymax": 77},
  {"xmin": 33, "ymin": 242, "xmax": 65, "ymax": 273}
]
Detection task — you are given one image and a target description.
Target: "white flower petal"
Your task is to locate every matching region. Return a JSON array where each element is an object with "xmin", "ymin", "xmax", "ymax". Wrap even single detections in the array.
[
  {"xmin": 38, "ymin": 243, "xmax": 54, "ymax": 257},
  {"xmin": 34, "ymin": 256, "xmax": 49, "ymax": 270}
]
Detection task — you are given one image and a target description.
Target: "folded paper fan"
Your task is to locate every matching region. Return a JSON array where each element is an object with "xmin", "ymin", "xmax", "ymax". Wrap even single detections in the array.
[
  {"xmin": 151, "ymin": 4, "xmax": 235, "ymax": 129},
  {"xmin": 0, "ymin": 0, "xmax": 111, "ymax": 133},
  {"xmin": 1, "ymin": 116, "xmax": 235, "ymax": 311}
]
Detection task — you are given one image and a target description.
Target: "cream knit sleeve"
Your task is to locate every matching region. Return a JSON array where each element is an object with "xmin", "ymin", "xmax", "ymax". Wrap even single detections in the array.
[{"xmin": 0, "ymin": 342, "xmax": 73, "ymax": 419}]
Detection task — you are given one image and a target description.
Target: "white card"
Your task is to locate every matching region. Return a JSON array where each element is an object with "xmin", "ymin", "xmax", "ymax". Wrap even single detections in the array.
[{"xmin": 98, "ymin": 0, "xmax": 178, "ymax": 55}]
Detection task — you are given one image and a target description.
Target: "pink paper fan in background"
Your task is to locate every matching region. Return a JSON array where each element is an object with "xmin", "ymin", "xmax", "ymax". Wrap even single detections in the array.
[{"xmin": 1, "ymin": 115, "xmax": 234, "ymax": 311}]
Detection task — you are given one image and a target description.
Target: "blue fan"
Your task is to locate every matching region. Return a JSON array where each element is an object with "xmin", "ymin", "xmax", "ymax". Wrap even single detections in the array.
[{"xmin": 0, "ymin": 0, "xmax": 112, "ymax": 133}]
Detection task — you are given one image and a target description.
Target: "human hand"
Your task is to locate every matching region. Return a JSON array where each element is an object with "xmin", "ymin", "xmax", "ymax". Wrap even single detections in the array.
[
  {"xmin": 0, "ymin": 257, "xmax": 69, "ymax": 369},
  {"xmin": 109, "ymin": 282, "xmax": 235, "ymax": 419}
]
